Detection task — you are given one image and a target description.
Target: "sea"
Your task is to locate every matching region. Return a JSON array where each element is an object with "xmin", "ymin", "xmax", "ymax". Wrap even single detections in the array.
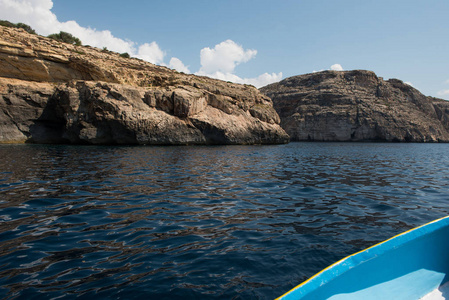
[{"xmin": 1, "ymin": 142, "xmax": 448, "ymax": 299}]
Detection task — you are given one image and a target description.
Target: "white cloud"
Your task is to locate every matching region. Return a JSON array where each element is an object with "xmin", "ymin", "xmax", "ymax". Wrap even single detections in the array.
[
  {"xmin": 198, "ymin": 40, "xmax": 257, "ymax": 74},
  {"xmin": 0, "ymin": 0, "xmax": 57, "ymax": 35},
  {"xmin": 437, "ymin": 80, "xmax": 449, "ymax": 97},
  {"xmin": 135, "ymin": 42, "xmax": 165, "ymax": 65},
  {"xmin": 312, "ymin": 64, "xmax": 344, "ymax": 73},
  {"xmin": 202, "ymin": 71, "xmax": 283, "ymax": 88},
  {"xmin": 404, "ymin": 82, "xmax": 414, "ymax": 87},
  {"xmin": 434, "ymin": 80, "xmax": 449, "ymax": 99},
  {"xmin": 438, "ymin": 90, "xmax": 449, "ymax": 96},
  {"xmin": 330, "ymin": 64, "xmax": 344, "ymax": 71},
  {"xmin": 196, "ymin": 40, "xmax": 280, "ymax": 87},
  {"xmin": 0, "ymin": 0, "xmax": 135, "ymax": 53},
  {"xmin": 243, "ymin": 72, "xmax": 284, "ymax": 87},
  {"xmin": 168, "ymin": 57, "xmax": 190, "ymax": 73}
]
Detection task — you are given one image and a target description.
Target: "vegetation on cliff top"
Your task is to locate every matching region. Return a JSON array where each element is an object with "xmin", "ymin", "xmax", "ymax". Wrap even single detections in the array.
[
  {"xmin": 0, "ymin": 20, "xmax": 83, "ymax": 47},
  {"xmin": 47, "ymin": 31, "xmax": 82, "ymax": 46},
  {"xmin": 0, "ymin": 20, "xmax": 36, "ymax": 34},
  {"xmin": 1, "ymin": 20, "xmax": 135, "ymax": 61}
]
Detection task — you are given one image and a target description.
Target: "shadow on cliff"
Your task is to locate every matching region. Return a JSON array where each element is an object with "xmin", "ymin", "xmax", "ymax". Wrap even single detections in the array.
[{"xmin": 27, "ymin": 95, "xmax": 70, "ymax": 144}]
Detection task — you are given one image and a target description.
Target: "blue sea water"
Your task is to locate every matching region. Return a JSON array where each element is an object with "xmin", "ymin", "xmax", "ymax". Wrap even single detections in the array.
[{"xmin": 1, "ymin": 142, "xmax": 449, "ymax": 299}]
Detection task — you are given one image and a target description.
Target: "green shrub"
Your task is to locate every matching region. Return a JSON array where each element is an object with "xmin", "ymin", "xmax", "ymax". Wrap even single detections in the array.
[
  {"xmin": 0, "ymin": 20, "xmax": 36, "ymax": 34},
  {"xmin": 120, "ymin": 52, "xmax": 130, "ymax": 58},
  {"xmin": 16, "ymin": 23, "xmax": 36, "ymax": 34},
  {"xmin": 48, "ymin": 31, "xmax": 82, "ymax": 46},
  {"xmin": 0, "ymin": 20, "xmax": 15, "ymax": 27}
]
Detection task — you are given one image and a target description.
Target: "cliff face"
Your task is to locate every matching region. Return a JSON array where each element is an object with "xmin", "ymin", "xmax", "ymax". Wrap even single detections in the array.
[
  {"xmin": 0, "ymin": 26, "xmax": 289, "ymax": 144},
  {"xmin": 261, "ymin": 70, "xmax": 449, "ymax": 142}
]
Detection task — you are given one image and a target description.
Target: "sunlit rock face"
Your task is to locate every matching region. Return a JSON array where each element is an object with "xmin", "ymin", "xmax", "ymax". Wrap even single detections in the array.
[
  {"xmin": 0, "ymin": 26, "xmax": 289, "ymax": 145},
  {"xmin": 261, "ymin": 70, "xmax": 449, "ymax": 142}
]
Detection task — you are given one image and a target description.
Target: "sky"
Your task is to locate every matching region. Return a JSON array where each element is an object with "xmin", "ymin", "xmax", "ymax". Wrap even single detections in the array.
[{"xmin": 0, "ymin": 0, "xmax": 448, "ymax": 99}]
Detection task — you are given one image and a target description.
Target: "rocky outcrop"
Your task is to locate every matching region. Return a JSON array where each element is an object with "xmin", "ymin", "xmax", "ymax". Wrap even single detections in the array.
[
  {"xmin": 261, "ymin": 70, "xmax": 449, "ymax": 142},
  {"xmin": 0, "ymin": 26, "xmax": 288, "ymax": 144}
]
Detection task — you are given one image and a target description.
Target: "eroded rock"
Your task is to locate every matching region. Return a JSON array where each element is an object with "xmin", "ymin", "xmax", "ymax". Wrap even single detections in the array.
[
  {"xmin": 0, "ymin": 26, "xmax": 288, "ymax": 145},
  {"xmin": 261, "ymin": 70, "xmax": 449, "ymax": 142}
]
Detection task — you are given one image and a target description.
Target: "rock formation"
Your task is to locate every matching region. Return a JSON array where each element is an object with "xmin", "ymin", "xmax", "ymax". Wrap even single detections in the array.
[
  {"xmin": 0, "ymin": 26, "xmax": 289, "ymax": 145},
  {"xmin": 261, "ymin": 70, "xmax": 449, "ymax": 142}
]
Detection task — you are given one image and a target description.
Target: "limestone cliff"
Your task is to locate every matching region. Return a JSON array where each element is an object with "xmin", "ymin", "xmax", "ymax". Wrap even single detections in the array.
[
  {"xmin": 0, "ymin": 26, "xmax": 289, "ymax": 144},
  {"xmin": 261, "ymin": 70, "xmax": 449, "ymax": 142}
]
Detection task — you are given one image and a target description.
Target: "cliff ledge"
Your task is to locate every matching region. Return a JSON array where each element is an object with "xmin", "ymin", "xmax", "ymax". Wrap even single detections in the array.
[
  {"xmin": 0, "ymin": 26, "xmax": 289, "ymax": 145},
  {"xmin": 261, "ymin": 70, "xmax": 449, "ymax": 142}
]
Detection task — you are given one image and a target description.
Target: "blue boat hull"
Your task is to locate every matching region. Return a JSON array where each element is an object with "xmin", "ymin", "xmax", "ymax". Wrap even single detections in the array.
[{"xmin": 278, "ymin": 216, "xmax": 449, "ymax": 300}]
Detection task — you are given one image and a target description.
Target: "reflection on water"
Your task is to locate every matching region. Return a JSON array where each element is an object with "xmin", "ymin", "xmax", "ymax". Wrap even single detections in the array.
[{"xmin": 1, "ymin": 143, "xmax": 449, "ymax": 299}]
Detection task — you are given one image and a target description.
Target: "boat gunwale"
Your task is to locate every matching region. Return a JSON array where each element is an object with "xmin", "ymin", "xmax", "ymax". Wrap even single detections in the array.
[{"xmin": 277, "ymin": 215, "xmax": 449, "ymax": 300}]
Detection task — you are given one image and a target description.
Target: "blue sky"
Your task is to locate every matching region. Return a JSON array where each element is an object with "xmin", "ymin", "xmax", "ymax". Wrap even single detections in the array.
[{"xmin": 1, "ymin": 0, "xmax": 448, "ymax": 98}]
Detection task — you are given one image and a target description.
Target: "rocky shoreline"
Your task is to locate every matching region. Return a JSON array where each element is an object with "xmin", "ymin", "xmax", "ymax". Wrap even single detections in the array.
[
  {"xmin": 261, "ymin": 70, "xmax": 449, "ymax": 142},
  {"xmin": 2, "ymin": 25, "xmax": 449, "ymax": 145},
  {"xmin": 0, "ymin": 26, "xmax": 289, "ymax": 145}
]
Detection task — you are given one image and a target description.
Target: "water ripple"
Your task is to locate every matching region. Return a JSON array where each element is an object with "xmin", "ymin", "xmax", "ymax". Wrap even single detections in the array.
[{"xmin": 1, "ymin": 143, "xmax": 449, "ymax": 298}]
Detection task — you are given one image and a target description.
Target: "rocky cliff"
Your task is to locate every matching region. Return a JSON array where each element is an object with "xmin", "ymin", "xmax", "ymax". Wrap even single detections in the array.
[
  {"xmin": 261, "ymin": 70, "xmax": 449, "ymax": 142},
  {"xmin": 0, "ymin": 26, "xmax": 289, "ymax": 144}
]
